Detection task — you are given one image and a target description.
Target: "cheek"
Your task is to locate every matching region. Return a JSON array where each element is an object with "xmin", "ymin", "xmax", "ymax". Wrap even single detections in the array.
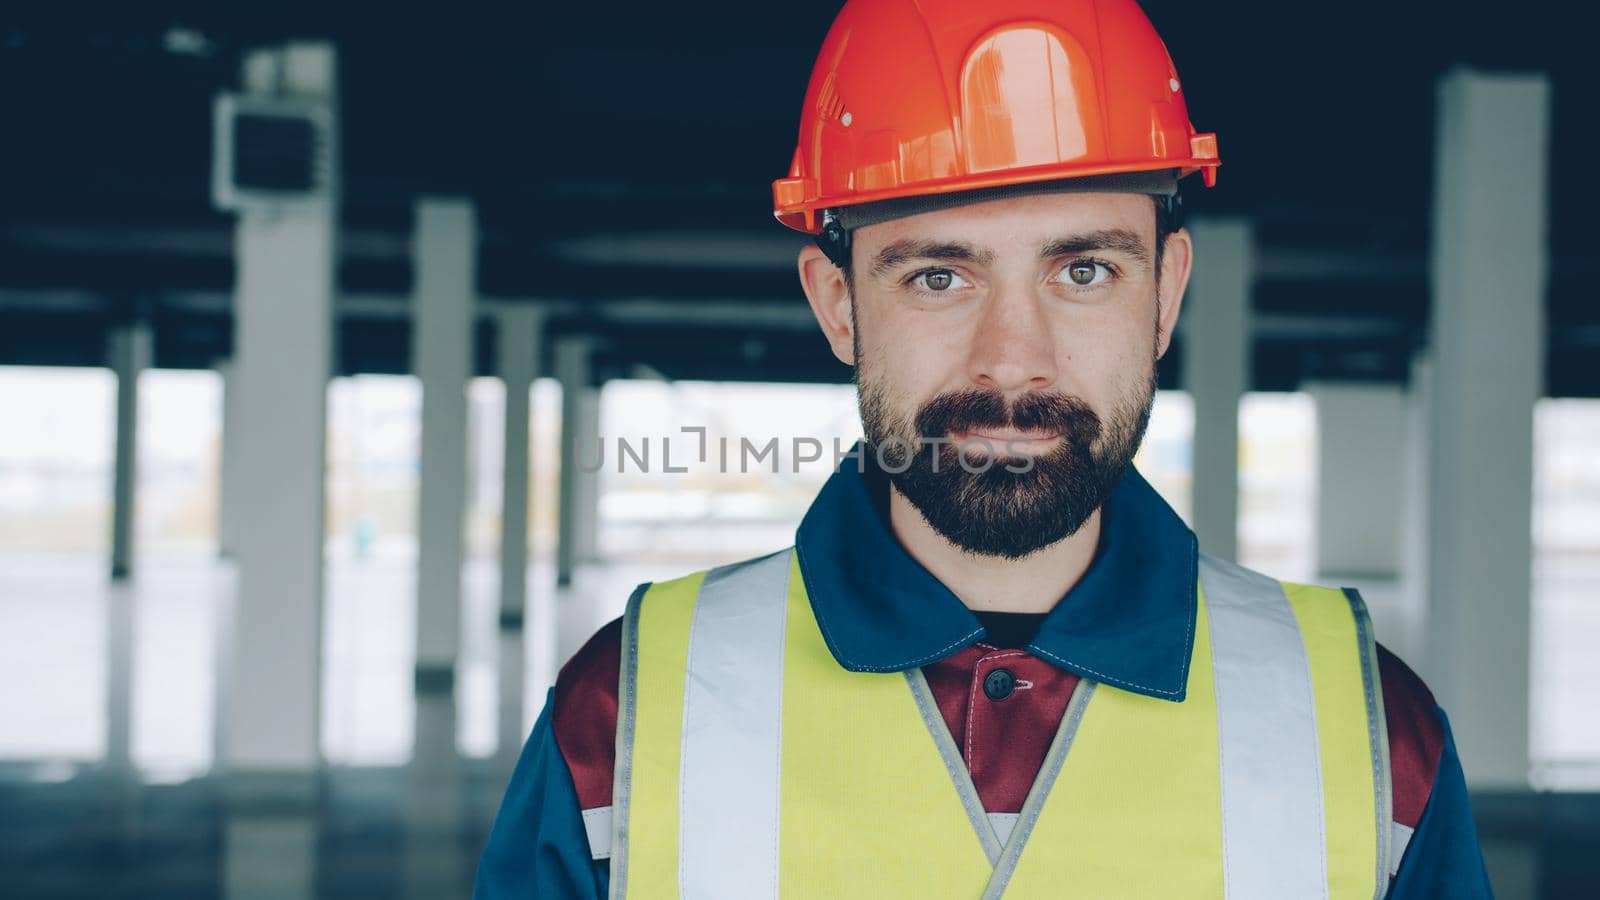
[
  {"xmin": 1049, "ymin": 305, "xmax": 1157, "ymax": 395},
  {"xmin": 868, "ymin": 341, "xmax": 949, "ymax": 417},
  {"xmin": 859, "ymin": 298, "xmax": 962, "ymax": 394}
]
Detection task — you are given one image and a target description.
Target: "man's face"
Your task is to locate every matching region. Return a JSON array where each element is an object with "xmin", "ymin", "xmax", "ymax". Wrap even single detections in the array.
[{"xmin": 800, "ymin": 190, "xmax": 1192, "ymax": 560}]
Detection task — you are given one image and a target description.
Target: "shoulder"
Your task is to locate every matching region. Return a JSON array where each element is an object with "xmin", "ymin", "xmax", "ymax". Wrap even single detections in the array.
[
  {"xmin": 1374, "ymin": 641, "xmax": 1446, "ymax": 829},
  {"xmin": 550, "ymin": 611, "xmax": 628, "ymax": 812}
]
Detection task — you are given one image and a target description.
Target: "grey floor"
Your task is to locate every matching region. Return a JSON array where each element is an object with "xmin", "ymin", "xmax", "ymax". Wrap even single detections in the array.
[
  {"xmin": 0, "ymin": 755, "xmax": 498, "ymax": 898},
  {"xmin": 1, "ymin": 548, "xmax": 1596, "ymax": 898}
]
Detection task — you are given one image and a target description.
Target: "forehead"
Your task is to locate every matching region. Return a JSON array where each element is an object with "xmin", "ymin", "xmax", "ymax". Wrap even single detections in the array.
[{"xmin": 851, "ymin": 190, "xmax": 1155, "ymax": 255}]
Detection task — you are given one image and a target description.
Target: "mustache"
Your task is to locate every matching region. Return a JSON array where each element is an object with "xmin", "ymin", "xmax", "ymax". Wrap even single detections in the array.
[{"xmin": 913, "ymin": 388, "xmax": 1101, "ymax": 441}]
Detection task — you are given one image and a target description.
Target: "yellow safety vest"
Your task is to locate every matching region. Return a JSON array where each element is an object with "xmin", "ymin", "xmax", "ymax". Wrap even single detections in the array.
[{"xmin": 603, "ymin": 546, "xmax": 1396, "ymax": 899}]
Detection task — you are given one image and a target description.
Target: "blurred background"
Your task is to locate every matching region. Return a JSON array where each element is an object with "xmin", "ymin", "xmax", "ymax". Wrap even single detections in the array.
[{"xmin": 0, "ymin": 1, "xmax": 1595, "ymax": 897}]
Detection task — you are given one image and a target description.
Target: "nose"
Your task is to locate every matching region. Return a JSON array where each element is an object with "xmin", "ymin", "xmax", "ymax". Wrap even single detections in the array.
[{"xmin": 965, "ymin": 288, "xmax": 1059, "ymax": 395}]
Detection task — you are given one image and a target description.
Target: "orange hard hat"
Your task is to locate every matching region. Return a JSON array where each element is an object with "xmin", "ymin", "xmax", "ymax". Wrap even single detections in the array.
[{"xmin": 772, "ymin": 0, "xmax": 1219, "ymax": 235}]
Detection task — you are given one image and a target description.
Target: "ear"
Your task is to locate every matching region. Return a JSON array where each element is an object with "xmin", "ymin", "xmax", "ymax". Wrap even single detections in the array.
[
  {"xmin": 1154, "ymin": 227, "xmax": 1194, "ymax": 360},
  {"xmin": 797, "ymin": 243, "xmax": 856, "ymax": 366}
]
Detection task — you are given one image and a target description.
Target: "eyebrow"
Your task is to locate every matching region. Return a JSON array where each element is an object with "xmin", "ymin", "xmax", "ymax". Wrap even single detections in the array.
[
  {"xmin": 869, "ymin": 239, "xmax": 996, "ymax": 278},
  {"xmin": 870, "ymin": 227, "xmax": 1153, "ymax": 279},
  {"xmin": 1039, "ymin": 228, "xmax": 1153, "ymax": 268}
]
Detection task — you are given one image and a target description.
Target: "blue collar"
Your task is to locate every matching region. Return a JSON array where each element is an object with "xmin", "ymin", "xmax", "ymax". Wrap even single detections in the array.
[{"xmin": 793, "ymin": 440, "xmax": 1199, "ymax": 701}]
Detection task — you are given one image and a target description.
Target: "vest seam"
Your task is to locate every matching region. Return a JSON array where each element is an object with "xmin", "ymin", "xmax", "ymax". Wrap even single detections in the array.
[
  {"xmin": 608, "ymin": 581, "xmax": 649, "ymax": 900},
  {"xmin": 980, "ymin": 679, "xmax": 1098, "ymax": 899},
  {"xmin": 1345, "ymin": 586, "xmax": 1393, "ymax": 897},
  {"xmin": 1291, "ymin": 585, "xmax": 1332, "ymax": 900},
  {"xmin": 769, "ymin": 551, "xmax": 792, "ymax": 897},
  {"xmin": 1206, "ymin": 588, "xmax": 1232, "ymax": 894},
  {"xmin": 906, "ymin": 668, "xmax": 1005, "ymax": 866},
  {"xmin": 676, "ymin": 568, "xmax": 705, "ymax": 900}
]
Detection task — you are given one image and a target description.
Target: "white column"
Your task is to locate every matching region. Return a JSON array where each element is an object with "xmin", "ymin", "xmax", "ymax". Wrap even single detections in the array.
[
  {"xmin": 1310, "ymin": 383, "xmax": 1409, "ymax": 580},
  {"xmin": 1398, "ymin": 354, "xmax": 1433, "ymax": 667},
  {"xmin": 412, "ymin": 198, "xmax": 477, "ymax": 686},
  {"xmin": 216, "ymin": 358, "xmax": 243, "ymax": 559},
  {"xmin": 107, "ymin": 319, "xmax": 148, "ymax": 768},
  {"xmin": 573, "ymin": 387, "xmax": 603, "ymax": 565},
  {"xmin": 496, "ymin": 307, "xmax": 543, "ymax": 752},
  {"xmin": 554, "ymin": 336, "xmax": 597, "ymax": 588},
  {"xmin": 406, "ymin": 686, "xmax": 467, "ymax": 897},
  {"xmin": 1182, "ymin": 219, "xmax": 1253, "ymax": 562},
  {"xmin": 1314, "ymin": 381, "xmax": 1420, "ymax": 661},
  {"xmin": 105, "ymin": 579, "xmax": 135, "ymax": 770},
  {"xmin": 1423, "ymin": 69, "xmax": 1549, "ymax": 788},
  {"xmin": 220, "ymin": 43, "xmax": 337, "ymax": 774},
  {"xmin": 225, "ymin": 817, "xmax": 318, "ymax": 899},
  {"xmin": 108, "ymin": 318, "xmax": 152, "ymax": 580},
  {"xmin": 497, "ymin": 306, "xmax": 544, "ymax": 626}
]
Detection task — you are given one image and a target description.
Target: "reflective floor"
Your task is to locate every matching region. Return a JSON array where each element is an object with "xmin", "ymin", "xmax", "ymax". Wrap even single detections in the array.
[
  {"xmin": 1, "ymin": 547, "xmax": 1597, "ymax": 898},
  {"xmin": 7, "ymin": 752, "xmax": 1600, "ymax": 898},
  {"xmin": 0, "ymin": 747, "xmax": 501, "ymax": 898},
  {"xmin": 0, "ymin": 540, "xmax": 771, "ymax": 899}
]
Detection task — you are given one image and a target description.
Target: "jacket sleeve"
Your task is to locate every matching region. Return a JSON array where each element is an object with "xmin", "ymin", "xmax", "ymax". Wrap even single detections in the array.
[
  {"xmin": 1386, "ymin": 707, "xmax": 1494, "ymax": 899},
  {"xmin": 473, "ymin": 687, "xmax": 611, "ymax": 899}
]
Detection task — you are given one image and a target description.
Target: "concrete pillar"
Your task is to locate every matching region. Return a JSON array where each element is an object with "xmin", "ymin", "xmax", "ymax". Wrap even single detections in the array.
[
  {"xmin": 412, "ymin": 198, "xmax": 477, "ymax": 688},
  {"xmin": 216, "ymin": 358, "xmax": 243, "ymax": 559},
  {"xmin": 1182, "ymin": 219, "xmax": 1253, "ymax": 562},
  {"xmin": 497, "ymin": 306, "xmax": 544, "ymax": 626},
  {"xmin": 1397, "ymin": 354, "xmax": 1433, "ymax": 667},
  {"xmin": 573, "ymin": 388, "xmax": 602, "ymax": 564},
  {"xmin": 1309, "ymin": 383, "xmax": 1409, "ymax": 580},
  {"xmin": 554, "ymin": 336, "xmax": 598, "ymax": 588},
  {"xmin": 108, "ymin": 315, "xmax": 150, "ymax": 762},
  {"xmin": 1422, "ymin": 69, "xmax": 1549, "ymax": 788},
  {"xmin": 496, "ymin": 306, "xmax": 543, "ymax": 751},
  {"xmin": 405, "ymin": 688, "xmax": 466, "ymax": 898},
  {"xmin": 220, "ymin": 43, "xmax": 337, "ymax": 774},
  {"xmin": 225, "ymin": 817, "xmax": 318, "ymax": 899},
  {"xmin": 108, "ymin": 317, "xmax": 152, "ymax": 580},
  {"xmin": 105, "ymin": 579, "xmax": 134, "ymax": 770}
]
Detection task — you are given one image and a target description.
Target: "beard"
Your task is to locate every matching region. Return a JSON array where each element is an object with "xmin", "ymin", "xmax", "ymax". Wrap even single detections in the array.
[{"xmin": 856, "ymin": 361, "xmax": 1157, "ymax": 561}]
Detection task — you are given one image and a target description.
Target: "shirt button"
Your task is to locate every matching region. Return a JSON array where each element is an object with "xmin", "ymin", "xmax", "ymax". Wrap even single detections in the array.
[{"xmin": 983, "ymin": 668, "xmax": 1016, "ymax": 701}]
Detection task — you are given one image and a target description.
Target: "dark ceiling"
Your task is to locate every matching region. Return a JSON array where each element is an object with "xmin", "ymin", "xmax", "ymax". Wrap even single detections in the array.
[{"xmin": 0, "ymin": 1, "xmax": 1593, "ymax": 392}]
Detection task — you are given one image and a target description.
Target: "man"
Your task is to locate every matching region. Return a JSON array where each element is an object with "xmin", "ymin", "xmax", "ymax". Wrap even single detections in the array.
[{"xmin": 476, "ymin": 0, "xmax": 1492, "ymax": 896}]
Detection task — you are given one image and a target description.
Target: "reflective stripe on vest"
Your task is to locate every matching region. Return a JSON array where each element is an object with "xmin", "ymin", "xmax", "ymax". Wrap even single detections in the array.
[
  {"xmin": 1204, "ymin": 554, "xmax": 1330, "ymax": 895},
  {"xmin": 607, "ymin": 547, "xmax": 1395, "ymax": 898}
]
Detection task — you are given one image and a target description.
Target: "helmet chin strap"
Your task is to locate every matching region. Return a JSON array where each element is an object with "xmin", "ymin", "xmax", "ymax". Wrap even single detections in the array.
[
  {"xmin": 1157, "ymin": 191, "xmax": 1186, "ymax": 231},
  {"xmin": 815, "ymin": 209, "xmax": 852, "ymax": 270}
]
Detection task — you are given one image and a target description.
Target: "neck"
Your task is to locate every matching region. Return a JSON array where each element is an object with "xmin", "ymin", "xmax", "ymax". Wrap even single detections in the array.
[{"xmin": 886, "ymin": 483, "xmax": 1102, "ymax": 614}]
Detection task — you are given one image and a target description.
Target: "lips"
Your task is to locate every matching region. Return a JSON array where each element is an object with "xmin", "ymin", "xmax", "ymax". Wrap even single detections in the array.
[
  {"xmin": 952, "ymin": 428, "xmax": 1062, "ymax": 444},
  {"xmin": 913, "ymin": 387, "xmax": 1097, "ymax": 455}
]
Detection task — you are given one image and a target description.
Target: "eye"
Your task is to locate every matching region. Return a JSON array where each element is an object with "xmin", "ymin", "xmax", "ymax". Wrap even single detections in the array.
[
  {"xmin": 1057, "ymin": 259, "xmax": 1112, "ymax": 287},
  {"xmin": 910, "ymin": 268, "xmax": 969, "ymax": 292}
]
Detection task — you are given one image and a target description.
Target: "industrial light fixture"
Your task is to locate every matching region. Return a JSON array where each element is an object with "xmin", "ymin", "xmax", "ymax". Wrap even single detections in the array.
[{"xmin": 211, "ymin": 92, "xmax": 337, "ymax": 211}]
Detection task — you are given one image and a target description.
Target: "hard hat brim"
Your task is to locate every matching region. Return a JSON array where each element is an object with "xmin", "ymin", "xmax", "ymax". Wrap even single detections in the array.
[
  {"xmin": 774, "ymin": 156, "xmax": 1218, "ymax": 235},
  {"xmin": 828, "ymin": 168, "xmax": 1181, "ymax": 233}
]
